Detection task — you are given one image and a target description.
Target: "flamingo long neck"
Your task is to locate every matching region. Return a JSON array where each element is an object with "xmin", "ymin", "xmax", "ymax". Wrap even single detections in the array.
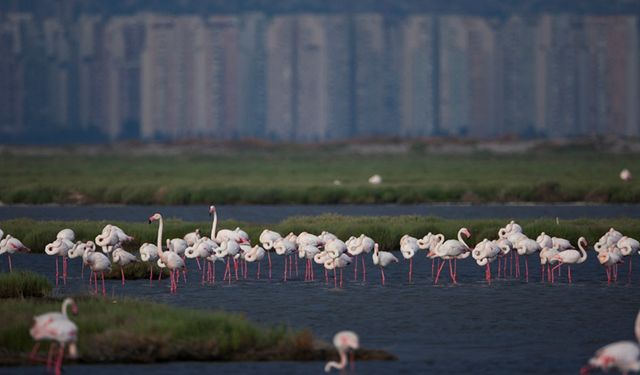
[
  {"xmin": 457, "ymin": 229, "xmax": 469, "ymax": 249},
  {"xmin": 211, "ymin": 211, "xmax": 217, "ymax": 239},
  {"xmin": 324, "ymin": 350, "xmax": 347, "ymax": 372},
  {"xmin": 156, "ymin": 215, "xmax": 165, "ymax": 258},
  {"xmin": 577, "ymin": 238, "xmax": 588, "ymax": 263},
  {"xmin": 61, "ymin": 299, "xmax": 71, "ymax": 318}
]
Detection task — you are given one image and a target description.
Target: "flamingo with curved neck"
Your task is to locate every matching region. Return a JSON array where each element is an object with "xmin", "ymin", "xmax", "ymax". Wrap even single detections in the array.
[
  {"xmin": 149, "ymin": 213, "xmax": 185, "ymax": 293},
  {"xmin": 324, "ymin": 331, "xmax": 359, "ymax": 373}
]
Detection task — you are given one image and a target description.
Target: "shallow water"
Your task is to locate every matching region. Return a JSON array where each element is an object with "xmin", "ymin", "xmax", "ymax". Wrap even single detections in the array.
[
  {"xmin": 3, "ymin": 250, "xmax": 640, "ymax": 374},
  {"xmin": 2, "ymin": 203, "xmax": 640, "ymax": 223}
]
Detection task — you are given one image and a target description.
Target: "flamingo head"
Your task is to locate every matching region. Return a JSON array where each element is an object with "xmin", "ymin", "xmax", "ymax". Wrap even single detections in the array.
[
  {"xmin": 462, "ymin": 228, "xmax": 471, "ymax": 238},
  {"xmin": 209, "ymin": 205, "xmax": 216, "ymax": 216},
  {"xmin": 578, "ymin": 237, "xmax": 588, "ymax": 247},
  {"xmin": 71, "ymin": 301, "xmax": 79, "ymax": 315},
  {"xmin": 148, "ymin": 213, "xmax": 162, "ymax": 223}
]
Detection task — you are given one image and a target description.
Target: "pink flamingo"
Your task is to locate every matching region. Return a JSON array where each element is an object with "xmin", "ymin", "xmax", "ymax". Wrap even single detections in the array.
[
  {"xmin": 0, "ymin": 234, "xmax": 30, "ymax": 272},
  {"xmin": 149, "ymin": 213, "xmax": 185, "ymax": 293},
  {"xmin": 372, "ymin": 243, "xmax": 398, "ymax": 286},
  {"xmin": 324, "ymin": 330, "xmax": 359, "ymax": 372}
]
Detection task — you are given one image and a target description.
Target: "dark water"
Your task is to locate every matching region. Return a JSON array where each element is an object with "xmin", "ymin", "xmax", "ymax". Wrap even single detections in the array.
[
  {"xmin": 2, "ymin": 203, "xmax": 640, "ymax": 223},
  {"xmin": 3, "ymin": 250, "xmax": 640, "ymax": 375}
]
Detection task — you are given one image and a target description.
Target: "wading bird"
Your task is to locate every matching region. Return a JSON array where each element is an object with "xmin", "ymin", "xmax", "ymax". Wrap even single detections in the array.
[{"xmin": 325, "ymin": 330, "xmax": 359, "ymax": 372}]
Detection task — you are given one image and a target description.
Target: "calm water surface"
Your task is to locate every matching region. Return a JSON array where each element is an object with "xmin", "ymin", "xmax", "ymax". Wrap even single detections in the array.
[{"xmin": 3, "ymin": 250, "xmax": 640, "ymax": 375}]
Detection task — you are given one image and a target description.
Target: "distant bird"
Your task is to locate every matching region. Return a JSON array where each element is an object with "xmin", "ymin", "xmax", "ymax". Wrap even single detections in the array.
[
  {"xmin": 581, "ymin": 310, "xmax": 640, "ymax": 375},
  {"xmin": 368, "ymin": 174, "xmax": 382, "ymax": 185},
  {"xmin": 29, "ymin": 297, "xmax": 79, "ymax": 375},
  {"xmin": 400, "ymin": 235, "xmax": 420, "ymax": 282},
  {"xmin": 244, "ymin": 245, "xmax": 266, "ymax": 279},
  {"xmin": 83, "ymin": 247, "xmax": 111, "ymax": 295},
  {"xmin": 139, "ymin": 242, "xmax": 160, "ymax": 282},
  {"xmin": 95, "ymin": 224, "xmax": 133, "ymax": 253},
  {"xmin": 325, "ymin": 330, "xmax": 359, "ymax": 372},
  {"xmin": 45, "ymin": 237, "xmax": 74, "ymax": 286},
  {"xmin": 372, "ymin": 243, "xmax": 398, "ymax": 286},
  {"xmin": 550, "ymin": 237, "xmax": 588, "ymax": 283},
  {"xmin": 620, "ymin": 168, "xmax": 633, "ymax": 182},
  {"xmin": 0, "ymin": 234, "xmax": 30, "ymax": 272}
]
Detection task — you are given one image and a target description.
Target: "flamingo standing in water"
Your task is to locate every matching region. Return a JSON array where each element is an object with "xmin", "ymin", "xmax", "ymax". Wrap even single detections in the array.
[
  {"xmin": 515, "ymin": 238, "xmax": 541, "ymax": 282},
  {"xmin": 149, "ymin": 213, "xmax": 185, "ymax": 293},
  {"xmin": 244, "ymin": 245, "xmax": 266, "ymax": 279},
  {"xmin": 274, "ymin": 238, "xmax": 297, "ymax": 282},
  {"xmin": 83, "ymin": 246, "xmax": 111, "ymax": 295},
  {"xmin": 0, "ymin": 234, "xmax": 30, "ymax": 272},
  {"xmin": 95, "ymin": 224, "xmax": 133, "ymax": 254},
  {"xmin": 346, "ymin": 234, "xmax": 374, "ymax": 281},
  {"xmin": 45, "ymin": 235, "xmax": 74, "ymax": 286},
  {"xmin": 299, "ymin": 244, "xmax": 321, "ymax": 281},
  {"xmin": 472, "ymin": 239, "xmax": 501, "ymax": 282},
  {"xmin": 112, "ymin": 245, "xmax": 139, "ymax": 286},
  {"xmin": 550, "ymin": 237, "xmax": 588, "ymax": 283},
  {"xmin": 260, "ymin": 229, "xmax": 282, "ymax": 280},
  {"xmin": 618, "ymin": 236, "xmax": 640, "ymax": 282},
  {"xmin": 67, "ymin": 241, "xmax": 93, "ymax": 279},
  {"xmin": 324, "ymin": 254, "xmax": 352, "ymax": 288},
  {"xmin": 581, "ymin": 310, "xmax": 640, "ymax": 375},
  {"xmin": 400, "ymin": 235, "xmax": 420, "ymax": 283},
  {"xmin": 372, "ymin": 243, "xmax": 398, "ymax": 286},
  {"xmin": 139, "ymin": 242, "xmax": 159, "ymax": 283},
  {"xmin": 429, "ymin": 228, "xmax": 472, "ymax": 284},
  {"xmin": 598, "ymin": 248, "xmax": 623, "ymax": 284},
  {"xmin": 29, "ymin": 298, "xmax": 79, "ymax": 375},
  {"xmin": 325, "ymin": 330, "xmax": 359, "ymax": 373}
]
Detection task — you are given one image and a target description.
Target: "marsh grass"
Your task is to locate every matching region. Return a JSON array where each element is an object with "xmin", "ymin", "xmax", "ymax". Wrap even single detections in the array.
[
  {"xmin": 0, "ymin": 271, "xmax": 52, "ymax": 298},
  {"xmin": 0, "ymin": 297, "xmax": 394, "ymax": 365},
  {"xmin": 1, "ymin": 150, "xmax": 639, "ymax": 204},
  {"xmin": 2, "ymin": 216, "xmax": 640, "ymax": 253}
]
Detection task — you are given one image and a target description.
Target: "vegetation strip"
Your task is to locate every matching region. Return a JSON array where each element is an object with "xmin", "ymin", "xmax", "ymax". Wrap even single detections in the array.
[{"xmin": 0, "ymin": 150, "xmax": 638, "ymax": 204}]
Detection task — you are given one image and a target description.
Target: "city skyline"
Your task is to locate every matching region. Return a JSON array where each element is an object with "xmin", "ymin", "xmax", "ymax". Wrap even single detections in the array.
[{"xmin": 0, "ymin": 8, "xmax": 638, "ymax": 143}]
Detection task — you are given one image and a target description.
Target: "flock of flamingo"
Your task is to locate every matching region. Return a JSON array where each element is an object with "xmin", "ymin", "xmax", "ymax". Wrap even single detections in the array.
[
  {"xmin": 2, "ymin": 206, "xmax": 640, "ymax": 293},
  {"xmin": 4, "ymin": 205, "xmax": 640, "ymax": 374}
]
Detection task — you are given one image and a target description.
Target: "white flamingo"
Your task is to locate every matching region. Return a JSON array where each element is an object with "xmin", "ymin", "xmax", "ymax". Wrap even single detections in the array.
[
  {"xmin": 260, "ymin": 229, "xmax": 282, "ymax": 280},
  {"xmin": 112, "ymin": 245, "xmax": 138, "ymax": 286},
  {"xmin": 149, "ymin": 213, "xmax": 185, "ymax": 293},
  {"xmin": 67, "ymin": 241, "xmax": 93, "ymax": 279},
  {"xmin": 45, "ymin": 237, "xmax": 74, "ymax": 286},
  {"xmin": 185, "ymin": 237, "xmax": 217, "ymax": 284},
  {"xmin": 324, "ymin": 253, "xmax": 352, "ymax": 288},
  {"xmin": 539, "ymin": 246, "xmax": 560, "ymax": 282},
  {"xmin": 400, "ymin": 235, "xmax": 420, "ymax": 282},
  {"xmin": 346, "ymin": 234, "xmax": 374, "ymax": 281},
  {"xmin": 274, "ymin": 238, "xmax": 297, "ymax": 281},
  {"xmin": 325, "ymin": 330, "xmax": 359, "ymax": 373},
  {"xmin": 515, "ymin": 238, "xmax": 542, "ymax": 282},
  {"xmin": 472, "ymin": 239, "xmax": 501, "ymax": 282},
  {"xmin": 550, "ymin": 237, "xmax": 588, "ymax": 283},
  {"xmin": 0, "ymin": 234, "xmax": 30, "ymax": 272},
  {"xmin": 83, "ymin": 246, "xmax": 111, "ymax": 295},
  {"xmin": 183, "ymin": 228, "xmax": 201, "ymax": 247},
  {"xmin": 595, "ymin": 228, "xmax": 624, "ymax": 253},
  {"xmin": 29, "ymin": 297, "xmax": 79, "ymax": 375},
  {"xmin": 430, "ymin": 228, "xmax": 471, "ymax": 284},
  {"xmin": 244, "ymin": 245, "xmax": 266, "ymax": 279},
  {"xmin": 95, "ymin": 224, "xmax": 133, "ymax": 253},
  {"xmin": 372, "ymin": 243, "xmax": 398, "ymax": 286},
  {"xmin": 618, "ymin": 236, "xmax": 640, "ymax": 282},
  {"xmin": 598, "ymin": 248, "xmax": 624, "ymax": 284},
  {"xmin": 581, "ymin": 310, "xmax": 640, "ymax": 375},
  {"xmin": 299, "ymin": 244, "xmax": 321, "ymax": 281}
]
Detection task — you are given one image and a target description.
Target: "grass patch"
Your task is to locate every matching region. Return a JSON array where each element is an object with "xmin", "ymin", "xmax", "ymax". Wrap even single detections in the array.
[
  {"xmin": 0, "ymin": 271, "xmax": 52, "ymax": 299},
  {"xmin": 2, "ymin": 216, "xmax": 640, "ymax": 253},
  {"xmin": 0, "ymin": 297, "xmax": 395, "ymax": 365},
  {"xmin": 0, "ymin": 149, "xmax": 639, "ymax": 204}
]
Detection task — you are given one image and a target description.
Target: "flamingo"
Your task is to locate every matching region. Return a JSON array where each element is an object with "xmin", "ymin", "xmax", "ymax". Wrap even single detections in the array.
[
  {"xmin": 112, "ymin": 245, "xmax": 138, "ymax": 286},
  {"xmin": 315, "ymin": 250, "xmax": 334, "ymax": 284},
  {"xmin": 595, "ymin": 228, "xmax": 624, "ymax": 253},
  {"xmin": 539, "ymin": 246, "xmax": 560, "ymax": 282},
  {"xmin": 372, "ymin": 243, "xmax": 398, "ymax": 286},
  {"xmin": 498, "ymin": 220, "xmax": 523, "ymax": 239},
  {"xmin": 29, "ymin": 297, "xmax": 78, "ymax": 375},
  {"xmin": 167, "ymin": 238, "xmax": 188, "ymax": 260},
  {"xmin": 515, "ymin": 238, "xmax": 542, "ymax": 282},
  {"xmin": 550, "ymin": 237, "xmax": 588, "ymax": 283},
  {"xmin": 430, "ymin": 228, "xmax": 471, "ymax": 284},
  {"xmin": 581, "ymin": 310, "xmax": 640, "ymax": 375},
  {"xmin": 618, "ymin": 236, "xmax": 640, "ymax": 282},
  {"xmin": 244, "ymin": 245, "xmax": 266, "ymax": 279},
  {"xmin": 95, "ymin": 224, "xmax": 133, "ymax": 253},
  {"xmin": 186, "ymin": 237, "xmax": 217, "ymax": 284},
  {"xmin": 67, "ymin": 241, "xmax": 93, "ymax": 279},
  {"xmin": 83, "ymin": 246, "xmax": 111, "ymax": 295},
  {"xmin": 400, "ymin": 235, "xmax": 420, "ymax": 283},
  {"xmin": 620, "ymin": 168, "xmax": 633, "ymax": 181},
  {"xmin": 149, "ymin": 213, "xmax": 185, "ymax": 293},
  {"xmin": 45, "ymin": 237, "xmax": 74, "ymax": 286},
  {"xmin": 419, "ymin": 233, "xmax": 444, "ymax": 279},
  {"xmin": 274, "ymin": 238, "xmax": 297, "ymax": 281},
  {"xmin": 324, "ymin": 254, "xmax": 352, "ymax": 288},
  {"xmin": 598, "ymin": 248, "xmax": 624, "ymax": 284},
  {"xmin": 139, "ymin": 242, "xmax": 160, "ymax": 282},
  {"xmin": 346, "ymin": 234, "xmax": 374, "ymax": 281},
  {"xmin": 260, "ymin": 229, "xmax": 282, "ymax": 280},
  {"xmin": 0, "ymin": 234, "xmax": 30, "ymax": 272},
  {"xmin": 472, "ymin": 239, "xmax": 501, "ymax": 282},
  {"xmin": 299, "ymin": 244, "xmax": 321, "ymax": 281},
  {"xmin": 215, "ymin": 239, "xmax": 241, "ymax": 284},
  {"xmin": 325, "ymin": 330, "xmax": 359, "ymax": 372}
]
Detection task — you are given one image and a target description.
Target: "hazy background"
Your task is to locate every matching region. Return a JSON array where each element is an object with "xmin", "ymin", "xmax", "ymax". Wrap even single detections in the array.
[{"xmin": 1, "ymin": 0, "xmax": 639, "ymax": 144}]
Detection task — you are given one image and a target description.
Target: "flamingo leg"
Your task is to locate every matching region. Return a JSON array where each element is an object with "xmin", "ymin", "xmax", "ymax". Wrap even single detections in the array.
[
  {"xmin": 434, "ymin": 259, "xmax": 446, "ymax": 284},
  {"xmin": 448, "ymin": 259, "xmax": 456, "ymax": 284},
  {"xmin": 568, "ymin": 265, "xmax": 572, "ymax": 283},
  {"xmin": 55, "ymin": 343, "xmax": 65, "ymax": 375},
  {"xmin": 353, "ymin": 255, "xmax": 358, "ymax": 281},
  {"xmin": 63, "ymin": 256, "xmax": 67, "ymax": 285},
  {"xmin": 94, "ymin": 272, "xmax": 98, "ymax": 293},
  {"xmin": 525, "ymin": 257, "xmax": 529, "ymax": 282},
  {"xmin": 121, "ymin": 267, "xmax": 125, "ymax": 287},
  {"xmin": 195, "ymin": 257, "xmax": 202, "ymax": 271},
  {"xmin": 380, "ymin": 267, "xmax": 386, "ymax": 286},
  {"xmin": 283, "ymin": 257, "xmax": 288, "ymax": 282},
  {"xmin": 257, "ymin": 261, "xmax": 261, "ymax": 280},
  {"xmin": 55, "ymin": 256, "xmax": 59, "ymax": 287},
  {"xmin": 101, "ymin": 272, "xmax": 106, "ymax": 295},
  {"xmin": 334, "ymin": 268, "xmax": 337, "ymax": 288},
  {"xmin": 295, "ymin": 256, "xmax": 299, "ymax": 277},
  {"xmin": 340, "ymin": 268, "xmax": 343, "ymax": 288},
  {"xmin": 497, "ymin": 257, "xmax": 501, "ymax": 278},
  {"xmin": 267, "ymin": 251, "xmax": 272, "ymax": 280},
  {"xmin": 431, "ymin": 258, "xmax": 435, "ymax": 279},
  {"xmin": 409, "ymin": 258, "xmax": 413, "ymax": 283},
  {"xmin": 29, "ymin": 342, "xmax": 41, "ymax": 362},
  {"xmin": 361, "ymin": 255, "xmax": 366, "ymax": 282},
  {"xmin": 46, "ymin": 343, "xmax": 56, "ymax": 372},
  {"xmin": 7, "ymin": 254, "xmax": 12, "ymax": 272},
  {"xmin": 325, "ymin": 268, "xmax": 328, "ymax": 284}
]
